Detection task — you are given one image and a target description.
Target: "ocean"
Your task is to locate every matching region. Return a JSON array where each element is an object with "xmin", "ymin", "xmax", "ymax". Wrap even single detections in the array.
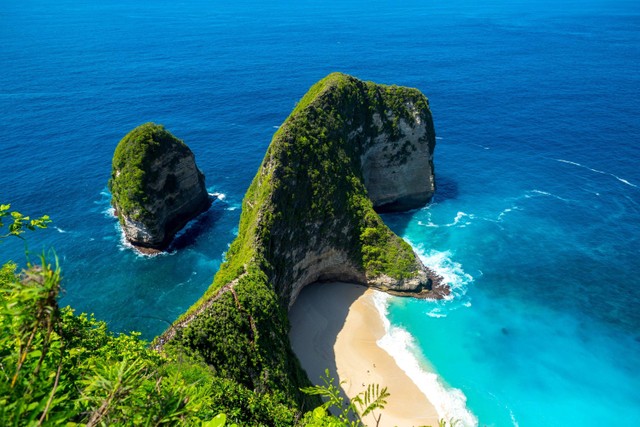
[{"xmin": 1, "ymin": 0, "xmax": 639, "ymax": 425}]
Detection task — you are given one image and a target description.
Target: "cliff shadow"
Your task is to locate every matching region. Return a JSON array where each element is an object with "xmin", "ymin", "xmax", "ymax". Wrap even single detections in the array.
[
  {"xmin": 435, "ymin": 174, "xmax": 459, "ymax": 203},
  {"xmin": 288, "ymin": 282, "xmax": 367, "ymax": 418},
  {"xmin": 169, "ymin": 197, "xmax": 226, "ymax": 252},
  {"xmin": 379, "ymin": 174, "xmax": 459, "ymax": 237}
]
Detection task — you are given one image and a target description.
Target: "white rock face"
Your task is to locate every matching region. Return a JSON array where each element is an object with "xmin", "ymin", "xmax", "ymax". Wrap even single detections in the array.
[
  {"xmin": 284, "ymin": 245, "xmax": 448, "ymax": 308},
  {"xmin": 286, "ymin": 247, "xmax": 366, "ymax": 308},
  {"xmin": 360, "ymin": 105, "xmax": 436, "ymax": 212}
]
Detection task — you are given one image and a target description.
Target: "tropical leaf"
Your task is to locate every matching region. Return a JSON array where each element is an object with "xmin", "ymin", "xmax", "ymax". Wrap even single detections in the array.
[
  {"xmin": 202, "ymin": 413, "xmax": 226, "ymax": 427},
  {"xmin": 357, "ymin": 384, "xmax": 389, "ymax": 418}
]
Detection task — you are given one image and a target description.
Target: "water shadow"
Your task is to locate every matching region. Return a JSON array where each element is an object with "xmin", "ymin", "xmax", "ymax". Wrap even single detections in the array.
[
  {"xmin": 434, "ymin": 174, "xmax": 459, "ymax": 203},
  {"xmin": 169, "ymin": 197, "xmax": 226, "ymax": 251},
  {"xmin": 380, "ymin": 175, "xmax": 459, "ymax": 237}
]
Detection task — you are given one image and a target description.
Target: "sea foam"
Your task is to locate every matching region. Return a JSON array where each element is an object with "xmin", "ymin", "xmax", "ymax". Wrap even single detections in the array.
[
  {"xmin": 552, "ymin": 158, "xmax": 638, "ymax": 189},
  {"xmin": 372, "ymin": 291, "xmax": 478, "ymax": 426},
  {"xmin": 417, "ymin": 211, "xmax": 474, "ymax": 229},
  {"xmin": 414, "ymin": 246, "xmax": 474, "ymax": 301}
]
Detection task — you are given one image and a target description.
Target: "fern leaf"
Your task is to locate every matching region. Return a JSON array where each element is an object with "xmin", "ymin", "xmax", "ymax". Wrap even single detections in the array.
[{"xmin": 358, "ymin": 384, "xmax": 389, "ymax": 417}]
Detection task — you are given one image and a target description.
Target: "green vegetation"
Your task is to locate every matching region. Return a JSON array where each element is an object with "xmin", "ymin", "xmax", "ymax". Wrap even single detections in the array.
[
  {"xmin": 360, "ymin": 209, "xmax": 418, "ymax": 279},
  {"xmin": 108, "ymin": 123, "xmax": 192, "ymax": 223},
  {"xmin": 0, "ymin": 204, "xmax": 51, "ymax": 240},
  {"xmin": 186, "ymin": 72, "xmax": 430, "ymax": 309},
  {"xmin": 260, "ymin": 72, "xmax": 430, "ymax": 286},
  {"xmin": 300, "ymin": 369, "xmax": 389, "ymax": 427},
  {"xmin": 0, "ymin": 208, "xmax": 207, "ymax": 425},
  {"xmin": 170, "ymin": 270, "xmax": 318, "ymax": 424},
  {"xmin": 0, "ymin": 231, "xmax": 386, "ymax": 425},
  {"xmin": 299, "ymin": 371, "xmax": 457, "ymax": 427},
  {"xmin": 0, "ymin": 256, "xmax": 311, "ymax": 426},
  {"xmin": 0, "ymin": 208, "xmax": 304, "ymax": 426}
]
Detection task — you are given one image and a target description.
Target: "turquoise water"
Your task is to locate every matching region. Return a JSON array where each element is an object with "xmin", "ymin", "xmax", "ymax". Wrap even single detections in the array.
[
  {"xmin": 2, "ymin": 0, "xmax": 639, "ymax": 425},
  {"xmin": 381, "ymin": 133, "xmax": 640, "ymax": 424}
]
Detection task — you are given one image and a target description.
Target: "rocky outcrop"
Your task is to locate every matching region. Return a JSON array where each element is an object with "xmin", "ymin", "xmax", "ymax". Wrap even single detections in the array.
[
  {"xmin": 159, "ymin": 73, "xmax": 446, "ymax": 414},
  {"xmin": 361, "ymin": 99, "xmax": 436, "ymax": 212},
  {"xmin": 109, "ymin": 123, "xmax": 210, "ymax": 253},
  {"xmin": 258, "ymin": 72, "xmax": 445, "ymax": 306},
  {"xmin": 286, "ymin": 247, "xmax": 448, "ymax": 309}
]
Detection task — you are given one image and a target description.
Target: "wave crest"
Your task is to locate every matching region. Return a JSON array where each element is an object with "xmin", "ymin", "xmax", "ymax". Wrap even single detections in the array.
[
  {"xmin": 372, "ymin": 292, "xmax": 478, "ymax": 426},
  {"xmin": 418, "ymin": 211, "xmax": 475, "ymax": 229},
  {"xmin": 553, "ymin": 158, "xmax": 638, "ymax": 189},
  {"xmin": 415, "ymin": 246, "xmax": 474, "ymax": 301}
]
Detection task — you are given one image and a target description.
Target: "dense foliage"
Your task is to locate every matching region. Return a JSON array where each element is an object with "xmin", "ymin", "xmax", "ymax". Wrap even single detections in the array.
[
  {"xmin": 170, "ymin": 269, "xmax": 318, "ymax": 425},
  {"xmin": 0, "ymin": 256, "xmax": 319, "ymax": 426},
  {"xmin": 186, "ymin": 72, "xmax": 432, "ymax": 310},
  {"xmin": 259, "ymin": 72, "xmax": 432, "ymax": 291},
  {"xmin": 108, "ymin": 123, "xmax": 193, "ymax": 223},
  {"xmin": 0, "ymin": 256, "xmax": 446, "ymax": 426},
  {"xmin": 0, "ymin": 208, "xmax": 309, "ymax": 426},
  {"xmin": 0, "ymin": 248, "xmax": 406, "ymax": 425}
]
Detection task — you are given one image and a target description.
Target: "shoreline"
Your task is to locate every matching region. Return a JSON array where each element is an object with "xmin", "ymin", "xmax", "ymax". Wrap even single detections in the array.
[{"xmin": 289, "ymin": 282, "xmax": 440, "ymax": 427}]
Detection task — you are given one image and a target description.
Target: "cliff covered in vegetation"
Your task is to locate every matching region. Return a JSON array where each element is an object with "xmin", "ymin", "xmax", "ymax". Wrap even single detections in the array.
[
  {"xmin": 159, "ymin": 72, "xmax": 447, "ymax": 419},
  {"xmin": 186, "ymin": 72, "xmax": 443, "ymax": 310}
]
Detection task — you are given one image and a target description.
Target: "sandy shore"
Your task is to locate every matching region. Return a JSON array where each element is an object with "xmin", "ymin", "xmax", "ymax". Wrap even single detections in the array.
[{"xmin": 289, "ymin": 282, "xmax": 440, "ymax": 427}]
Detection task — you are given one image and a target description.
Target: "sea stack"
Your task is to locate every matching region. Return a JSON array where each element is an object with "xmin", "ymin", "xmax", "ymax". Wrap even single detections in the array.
[
  {"xmin": 109, "ymin": 123, "xmax": 210, "ymax": 253},
  {"xmin": 264, "ymin": 72, "xmax": 443, "ymax": 305}
]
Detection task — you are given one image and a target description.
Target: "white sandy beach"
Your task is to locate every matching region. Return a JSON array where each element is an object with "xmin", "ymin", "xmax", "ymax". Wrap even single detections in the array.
[{"xmin": 289, "ymin": 282, "xmax": 440, "ymax": 427}]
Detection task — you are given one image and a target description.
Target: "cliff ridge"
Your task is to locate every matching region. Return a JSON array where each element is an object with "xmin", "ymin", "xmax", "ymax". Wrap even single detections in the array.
[{"xmin": 157, "ymin": 73, "xmax": 448, "ymax": 415}]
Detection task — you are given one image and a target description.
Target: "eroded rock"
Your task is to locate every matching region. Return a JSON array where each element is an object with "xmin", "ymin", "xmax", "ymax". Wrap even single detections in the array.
[{"xmin": 109, "ymin": 123, "xmax": 210, "ymax": 252}]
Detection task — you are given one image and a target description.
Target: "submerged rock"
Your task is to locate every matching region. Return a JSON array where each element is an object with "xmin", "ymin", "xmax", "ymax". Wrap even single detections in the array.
[{"xmin": 108, "ymin": 123, "xmax": 210, "ymax": 253}]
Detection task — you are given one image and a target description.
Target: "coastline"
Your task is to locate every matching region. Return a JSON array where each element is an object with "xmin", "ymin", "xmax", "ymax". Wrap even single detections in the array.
[{"xmin": 289, "ymin": 282, "xmax": 440, "ymax": 427}]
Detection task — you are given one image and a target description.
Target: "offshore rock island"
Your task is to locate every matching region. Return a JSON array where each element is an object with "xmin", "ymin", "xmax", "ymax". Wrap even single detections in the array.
[
  {"xmin": 109, "ymin": 123, "xmax": 211, "ymax": 253},
  {"xmin": 157, "ymin": 73, "xmax": 449, "ymax": 415}
]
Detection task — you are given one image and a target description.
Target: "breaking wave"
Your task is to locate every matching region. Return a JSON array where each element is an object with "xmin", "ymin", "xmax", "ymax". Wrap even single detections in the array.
[
  {"xmin": 413, "ymin": 246, "xmax": 474, "ymax": 301},
  {"xmin": 372, "ymin": 292, "xmax": 478, "ymax": 426}
]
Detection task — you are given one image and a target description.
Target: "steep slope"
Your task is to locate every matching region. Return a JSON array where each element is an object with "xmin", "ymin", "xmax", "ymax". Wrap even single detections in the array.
[
  {"xmin": 159, "ymin": 73, "xmax": 448, "ymax": 416},
  {"xmin": 109, "ymin": 123, "xmax": 211, "ymax": 253}
]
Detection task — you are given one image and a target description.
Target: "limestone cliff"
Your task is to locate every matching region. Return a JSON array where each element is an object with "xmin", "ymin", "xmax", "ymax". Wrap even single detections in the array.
[
  {"xmin": 158, "ymin": 73, "xmax": 447, "ymax": 413},
  {"xmin": 360, "ymin": 91, "xmax": 436, "ymax": 212},
  {"xmin": 212, "ymin": 71, "xmax": 445, "ymax": 308},
  {"xmin": 109, "ymin": 123, "xmax": 211, "ymax": 253}
]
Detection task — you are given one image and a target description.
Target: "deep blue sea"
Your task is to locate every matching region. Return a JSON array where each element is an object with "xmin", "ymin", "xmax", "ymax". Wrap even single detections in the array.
[{"xmin": 2, "ymin": 0, "xmax": 639, "ymax": 425}]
